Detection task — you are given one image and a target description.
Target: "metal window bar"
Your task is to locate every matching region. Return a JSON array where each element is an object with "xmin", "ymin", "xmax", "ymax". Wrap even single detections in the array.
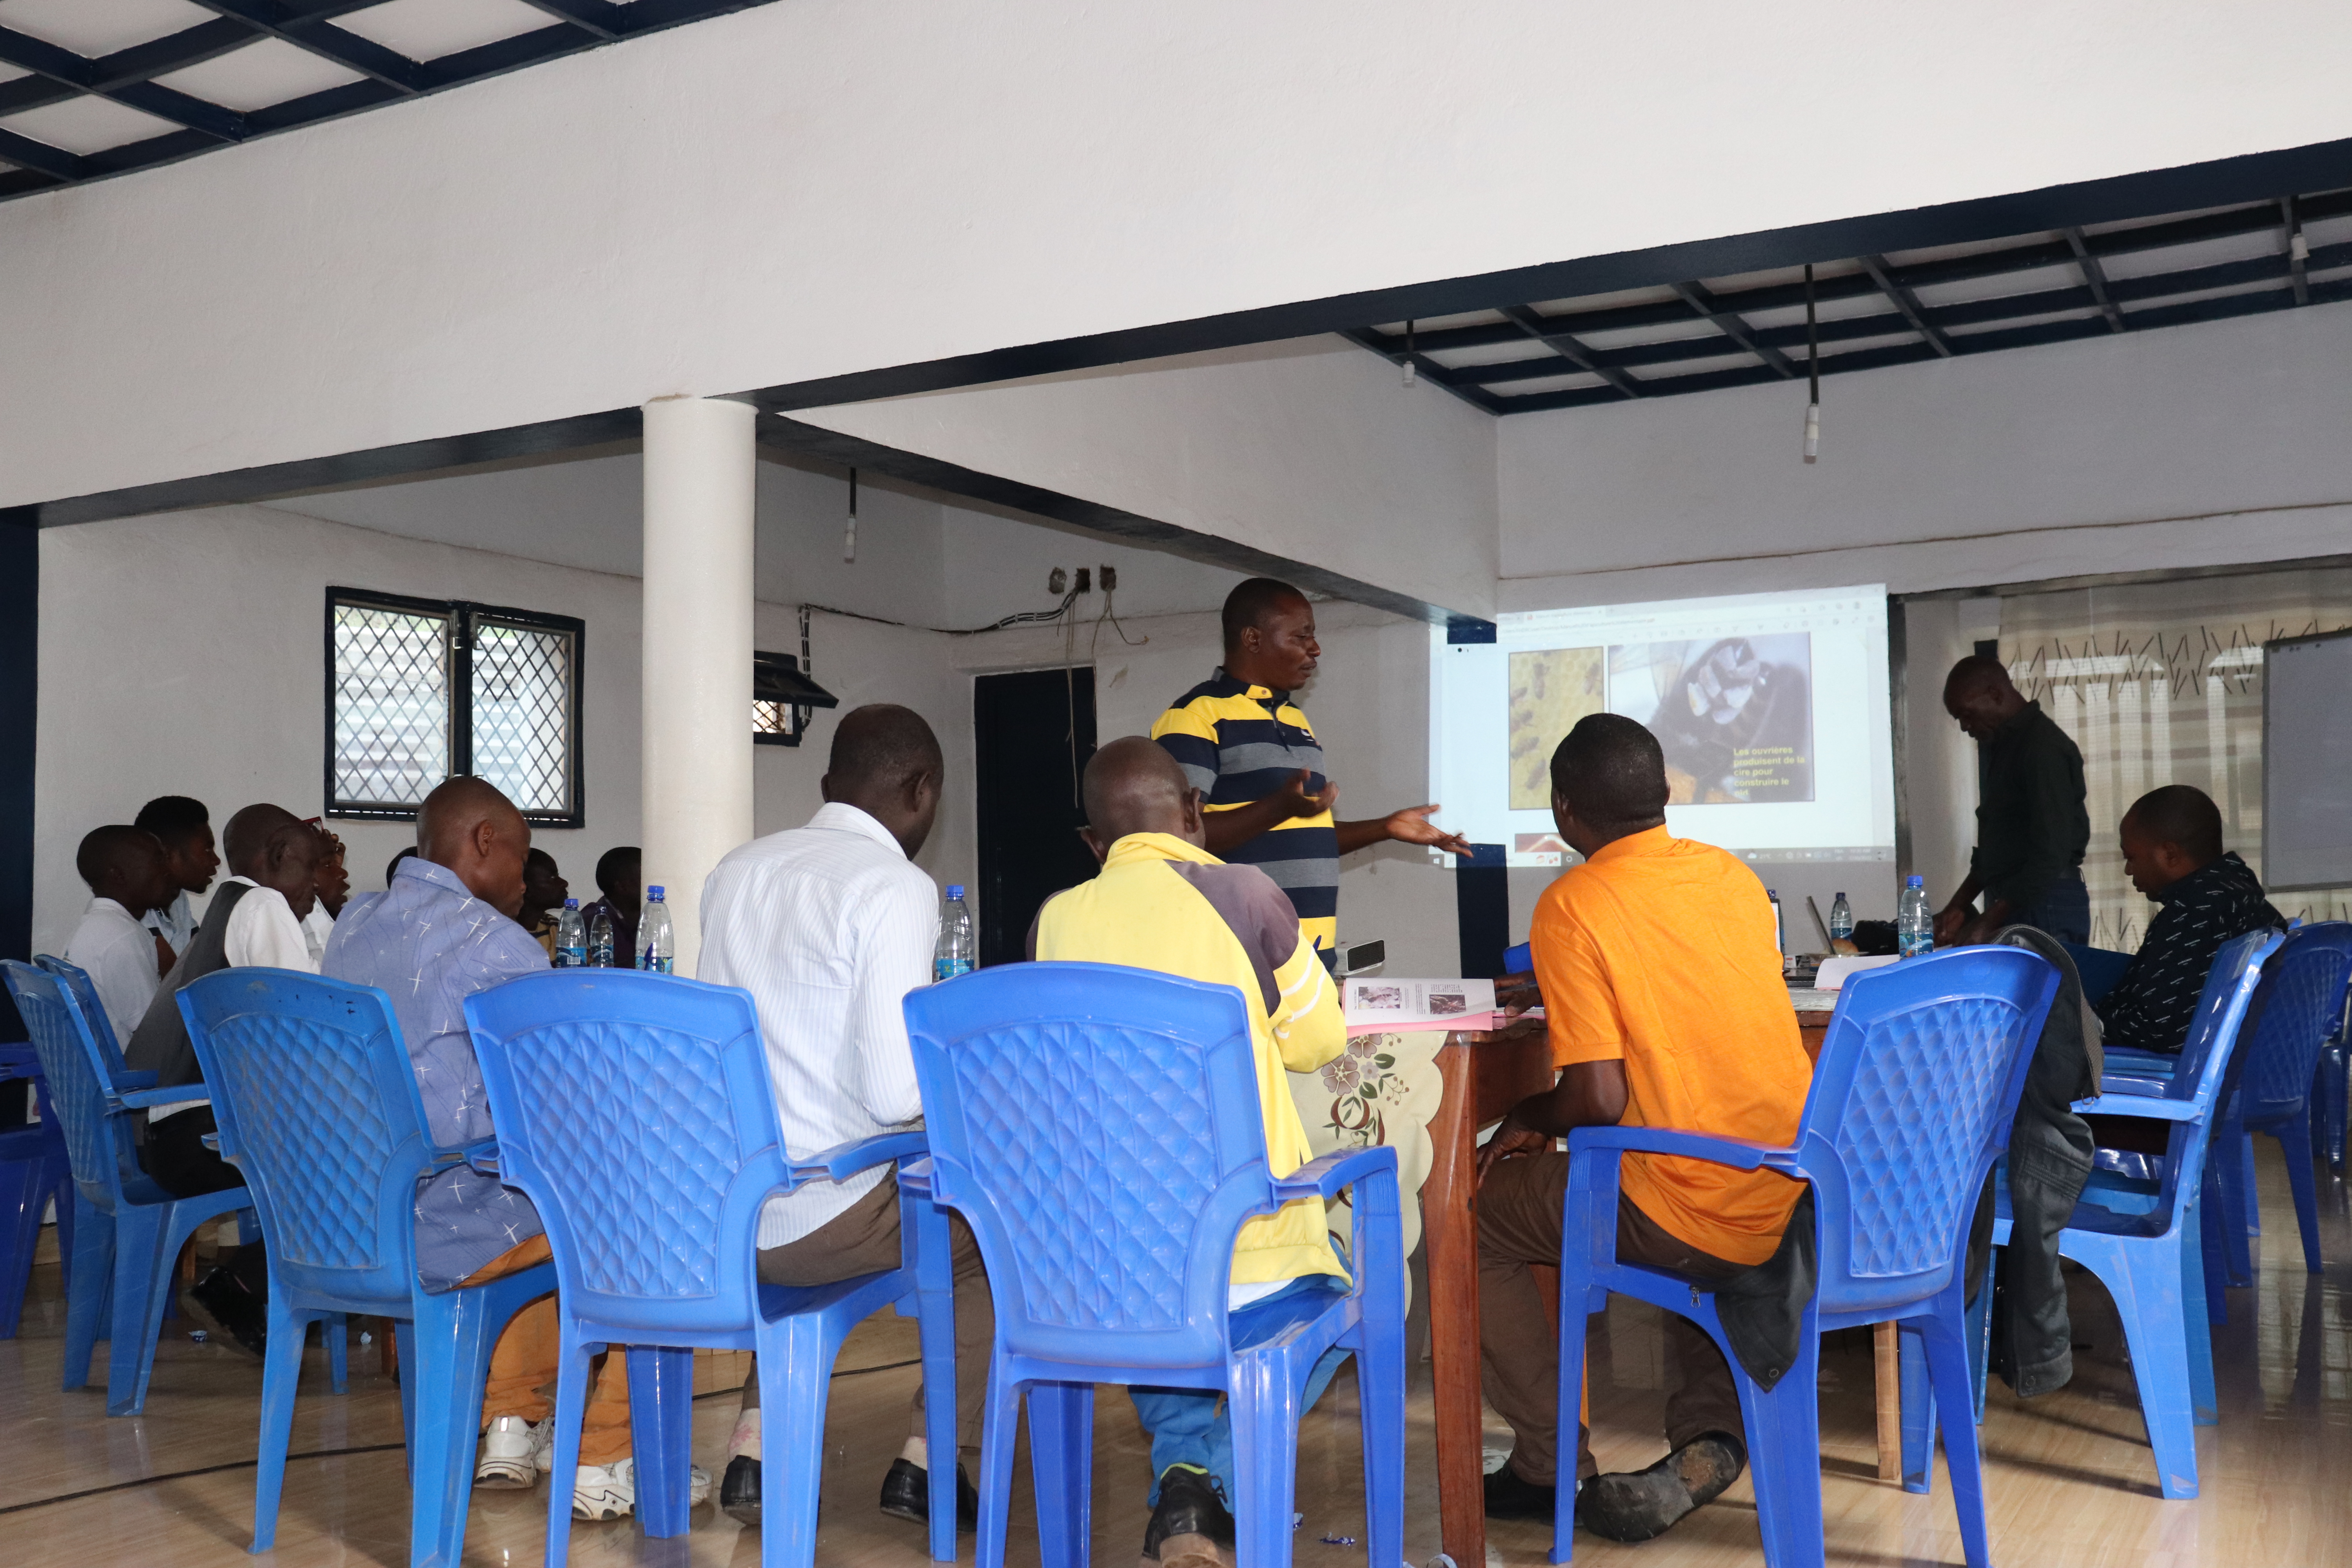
[{"xmin": 753, "ymin": 651, "xmax": 838, "ymax": 748}]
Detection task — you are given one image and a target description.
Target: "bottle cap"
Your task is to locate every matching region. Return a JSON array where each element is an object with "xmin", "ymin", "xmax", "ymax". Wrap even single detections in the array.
[
  {"xmin": 947, "ymin": 884, "xmax": 965, "ymax": 899},
  {"xmin": 1835, "ymin": 891, "xmax": 1846, "ymax": 900},
  {"xmin": 564, "ymin": 898, "xmax": 578, "ymax": 908},
  {"xmin": 1767, "ymin": 889, "xmax": 1778, "ymax": 898},
  {"xmin": 648, "ymin": 885, "xmax": 666, "ymax": 900},
  {"xmin": 1907, "ymin": 875, "xmax": 1924, "ymax": 887}
]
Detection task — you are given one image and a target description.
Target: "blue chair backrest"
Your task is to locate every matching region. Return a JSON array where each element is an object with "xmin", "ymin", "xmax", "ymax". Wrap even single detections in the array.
[
  {"xmin": 35, "ymin": 955, "xmax": 137, "ymax": 1083},
  {"xmin": 2059, "ymin": 941, "xmax": 2133, "ymax": 1007},
  {"xmin": 2230, "ymin": 922, "xmax": 2352, "ymax": 1124},
  {"xmin": 463, "ymin": 969, "xmax": 790, "ymax": 1334},
  {"xmin": 903, "ymin": 961, "xmax": 1279, "ymax": 1372},
  {"xmin": 178, "ymin": 969, "xmax": 438, "ymax": 1308},
  {"xmin": 2, "ymin": 959, "xmax": 131, "ymax": 1208},
  {"xmin": 1797, "ymin": 946, "xmax": 2059, "ymax": 1314},
  {"xmin": 2136, "ymin": 928, "xmax": 2281, "ymax": 1221}
]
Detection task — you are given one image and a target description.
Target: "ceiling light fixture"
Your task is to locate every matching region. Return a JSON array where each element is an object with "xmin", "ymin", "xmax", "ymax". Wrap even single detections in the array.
[
  {"xmin": 1802, "ymin": 265, "xmax": 1821, "ymax": 464},
  {"xmin": 842, "ymin": 467, "xmax": 859, "ymax": 563}
]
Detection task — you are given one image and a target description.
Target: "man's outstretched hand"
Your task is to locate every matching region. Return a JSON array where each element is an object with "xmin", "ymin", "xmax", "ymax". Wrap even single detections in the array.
[{"xmin": 1381, "ymin": 803, "xmax": 1473, "ymax": 857}]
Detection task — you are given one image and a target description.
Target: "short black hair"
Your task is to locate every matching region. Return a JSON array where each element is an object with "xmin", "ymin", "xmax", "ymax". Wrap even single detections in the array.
[
  {"xmin": 526, "ymin": 847, "xmax": 558, "ymax": 871},
  {"xmin": 386, "ymin": 844, "xmax": 418, "ymax": 886},
  {"xmin": 826, "ymin": 704, "xmax": 943, "ymax": 793},
  {"xmin": 2127, "ymin": 784, "xmax": 2224, "ymax": 864},
  {"xmin": 1944, "ymin": 653, "xmax": 2013, "ymax": 695},
  {"xmin": 1549, "ymin": 714, "xmax": 1670, "ymax": 833},
  {"xmin": 133, "ymin": 795, "xmax": 209, "ymax": 848},
  {"xmin": 77, "ymin": 825, "xmax": 161, "ymax": 891},
  {"xmin": 1221, "ymin": 577, "xmax": 1308, "ymax": 651},
  {"xmin": 595, "ymin": 845, "xmax": 640, "ymax": 897}
]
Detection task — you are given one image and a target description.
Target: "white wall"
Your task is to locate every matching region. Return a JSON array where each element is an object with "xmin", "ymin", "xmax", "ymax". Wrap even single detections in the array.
[
  {"xmin": 800, "ymin": 338, "xmax": 1501, "ymax": 620},
  {"xmin": 15, "ymin": 0, "xmax": 2349, "ymax": 514}
]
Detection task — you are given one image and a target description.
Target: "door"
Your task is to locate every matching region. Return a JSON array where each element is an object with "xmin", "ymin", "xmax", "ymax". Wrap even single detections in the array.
[{"xmin": 973, "ymin": 666, "xmax": 1098, "ymax": 967}]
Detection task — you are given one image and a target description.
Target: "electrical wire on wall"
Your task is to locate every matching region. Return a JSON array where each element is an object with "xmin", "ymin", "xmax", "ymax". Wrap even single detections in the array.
[{"xmin": 1803, "ymin": 264, "xmax": 1821, "ymax": 463}]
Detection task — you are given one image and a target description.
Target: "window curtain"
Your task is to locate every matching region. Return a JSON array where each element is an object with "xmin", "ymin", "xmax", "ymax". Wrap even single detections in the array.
[{"xmin": 1997, "ymin": 565, "xmax": 2352, "ymax": 950}]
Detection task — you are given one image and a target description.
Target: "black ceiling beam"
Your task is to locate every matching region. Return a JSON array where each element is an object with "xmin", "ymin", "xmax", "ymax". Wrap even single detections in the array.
[
  {"xmin": 0, "ymin": 25, "xmax": 247, "ymax": 144},
  {"xmin": 186, "ymin": 2, "xmax": 449, "ymax": 94},
  {"xmin": 0, "ymin": 124, "xmax": 80, "ymax": 181},
  {"xmin": 1856, "ymin": 253, "xmax": 1952, "ymax": 357},
  {"xmin": 0, "ymin": 18, "xmax": 256, "ymax": 116},
  {"xmin": 1333, "ymin": 329, "xmax": 1506, "ymax": 414},
  {"xmin": 1670, "ymin": 280, "xmax": 1798, "ymax": 376},
  {"xmin": 2062, "ymin": 228, "xmax": 2125, "ymax": 332},
  {"xmin": 1499, "ymin": 305, "xmax": 1644, "ymax": 399}
]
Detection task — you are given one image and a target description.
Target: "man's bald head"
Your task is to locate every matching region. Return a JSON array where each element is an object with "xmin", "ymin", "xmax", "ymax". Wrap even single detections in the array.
[
  {"xmin": 822, "ymin": 705, "xmax": 945, "ymax": 859},
  {"xmin": 418, "ymin": 776, "xmax": 532, "ymax": 917},
  {"xmin": 222, "ymin": 804, "xmax": 301, "ymax": 878},
  {"xmin": 1943, "ymin": 654, "xmax": 2027, "ymax": 739},
  {"xmin": 220, "ymin": 803, "xmax": 323, "ymax": 919},
  {"xmin": 1079, "ymin": 737, "xmax": 1203, "ymax": 859}
]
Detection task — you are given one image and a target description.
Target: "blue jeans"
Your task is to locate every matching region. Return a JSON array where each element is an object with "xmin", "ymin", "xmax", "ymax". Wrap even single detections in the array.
[
  {"xmin": 2018, "ymin": 871, "xmax": 2091, "ymax": 945},
  {"xmin": 1129, "ymin": 1275, "xmax": 1351, "ymax": 1507}
]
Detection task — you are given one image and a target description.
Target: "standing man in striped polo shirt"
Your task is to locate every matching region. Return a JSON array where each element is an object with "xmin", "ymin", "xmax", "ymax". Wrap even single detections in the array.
[{"xmin": 1153, "ymin": 578, "xmax": 1471, "ymax": 963}]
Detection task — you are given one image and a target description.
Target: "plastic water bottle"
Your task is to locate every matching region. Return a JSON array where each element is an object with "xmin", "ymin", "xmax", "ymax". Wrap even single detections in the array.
[
  {"xmin": 1829, "ymin": 891, "xmax": 1855, "ymax": 944},
  {"xmin": 554, "ymin": 899, "xmax": 586, "ymax": 968},
  {"xmin": 638, "ymin": 886, "xmax": 674, "ymax": 974},
  {"xmin": 587, "ymin": 904, "xmax": 615, "ymax": 968},
  {"xmin": 933, "ymin": 885, "xmax": 975, "ymax": 981},
  {"xmin": 1897, "ymin": 876, "xmax": 1934, "ymax": 958}
]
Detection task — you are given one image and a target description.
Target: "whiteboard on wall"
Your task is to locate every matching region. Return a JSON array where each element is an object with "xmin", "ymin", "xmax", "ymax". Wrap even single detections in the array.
[{"xmin": 2263, "ymin": 628, "xmax": 2352, "ymax": 891}]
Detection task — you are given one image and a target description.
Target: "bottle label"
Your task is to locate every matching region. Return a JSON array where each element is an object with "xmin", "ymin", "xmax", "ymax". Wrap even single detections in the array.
[
  {"xmin": 1898, "ymin": 931, "xmax": 1933, "ymax": 960},
  {"xmin": 640, "ymin": 955, "xmax": 674, "ymax": 975},
  {"xmin": 556, "ymin": 945, "xmax": 586, "ymax": 968},
  {"xmin": 934, "ymin": 957, "xmax": 974, "ymax": 982}
]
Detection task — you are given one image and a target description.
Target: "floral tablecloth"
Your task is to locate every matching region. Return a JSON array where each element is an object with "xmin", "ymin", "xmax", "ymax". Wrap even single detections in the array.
[{"xmin": 1286, "ymin": 1030, "xmax": 1448, "ymax": 1262}]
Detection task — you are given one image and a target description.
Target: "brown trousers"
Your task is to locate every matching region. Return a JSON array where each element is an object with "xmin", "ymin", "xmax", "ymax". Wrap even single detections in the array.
[
  {"xmin": 467, "ymin": 1234, "xmax": 635, "ymax": 1466},
  {"xmin": 739, "ymin": 1174, "xmax": 994, "ymax": 1459},
  {"xmin": 1478, "ymin": 1149, "xmax": 1748, "ymax": 1485}
]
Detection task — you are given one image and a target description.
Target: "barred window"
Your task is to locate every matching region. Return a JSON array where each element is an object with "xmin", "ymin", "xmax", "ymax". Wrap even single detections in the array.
[
  {"xmin": 752, "ymin": 651, "xmax": 837, "ymax": 748},
  {"xmin": 327, "ymin": 590, "xmax": 585, "ymax": 825}
]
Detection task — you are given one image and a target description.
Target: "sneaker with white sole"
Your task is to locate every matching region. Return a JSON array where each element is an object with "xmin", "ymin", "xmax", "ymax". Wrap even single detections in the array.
[
  {"xmin": 571, "ymin": 1457, "xmax": 712, "ymax": 1521},
  {"xmin": 475, "ymin": 1416, "xmax": 553, "ymax": 1490}
]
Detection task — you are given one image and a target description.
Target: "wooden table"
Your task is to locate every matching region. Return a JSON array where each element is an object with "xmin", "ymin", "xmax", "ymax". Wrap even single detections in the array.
[{"xmin": 1418, "ymin": 1005, "xmax": 1840, "ymax": 1567}]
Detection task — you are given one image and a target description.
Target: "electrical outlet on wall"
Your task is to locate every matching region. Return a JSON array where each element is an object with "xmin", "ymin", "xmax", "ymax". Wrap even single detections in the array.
[
  {"xmin": 1100, "ymin": 565, "xmax": 1118, "ymax": 592},
  {"xmin": 1074, "ymin": 567, "xmax": 1092, "ymax": 594},
  {"xmin": 1049, "ymin": 567, "xmax": 1067, "ymax": 595}
]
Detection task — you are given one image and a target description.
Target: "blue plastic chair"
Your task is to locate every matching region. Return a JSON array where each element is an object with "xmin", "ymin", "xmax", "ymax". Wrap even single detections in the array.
[
  {"xmin": 0, "ymin": 1044, "xmax": 74, "ymax": 1338},
  {"xmin": 1553, "ymin": 946, "xmax": 2058, "ymax": 1568},
  {"xmin": 2205, "ymin": 922, "xmax": 2352, "ymax": 1282},
  {"xmin": 1902, "ymin": 927, "xmax": 2282, "ymax": 1502},
  {"xmin": 176, "ymin": 967, "xmax": 554, "ymax": 1567},
  {"xmin": 0, "ymin": 957, "xmax": 257, "ymax": 1414},
  {"xmin": 900, "ymin": 961, "xmax": 1406, "ymax": 1568},
  {"xmin": 461, "ymin": 967, "xmax": 960, "ymax": 1568}
]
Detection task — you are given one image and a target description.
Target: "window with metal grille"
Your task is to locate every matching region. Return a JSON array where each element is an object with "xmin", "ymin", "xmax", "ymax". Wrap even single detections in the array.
[
  {"xmin": 326, "ymin": 590, "xmax": 585, "ymax": 826},
  {"xmin": 753, "ymin": 651, "xmax": 838, "ymax": 748}
]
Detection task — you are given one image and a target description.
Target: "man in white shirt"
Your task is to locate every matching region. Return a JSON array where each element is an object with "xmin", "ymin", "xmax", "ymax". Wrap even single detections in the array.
[
  {"xmin": 698, "ymin": 704, "xmax": 992, "ymax": 1534},
  {"xmin": 132, "ymin": 794, "xmax": 218, "ymax": 963},
  {"xmin": 63, "ymin": 826, "xmax": 177, "ymax": 1045}
]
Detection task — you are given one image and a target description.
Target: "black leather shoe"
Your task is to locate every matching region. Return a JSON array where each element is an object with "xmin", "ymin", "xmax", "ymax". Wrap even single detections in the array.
[
  {"xmin": 183, "ymin": 1265, "xmax": 267, "ymax": 1357},
  {"xmin": 720, "ymin": 1455, "xmax": 761, "ymax": 1526},
  {"xmin": 1142, "ymin": 1466, "xmax": 1236, "ymax": 1561},
  {"xmin": 878, "ymin": 1457, "xmax": 980, "ymax": 1533},
  {"xmin": 1481, "ymin": 1460, "xmax": 1558, "ymax": 1520},
  {"xmin": 1577, "ymin": 1432, "xmax": 1746, "ymax": 1543}
]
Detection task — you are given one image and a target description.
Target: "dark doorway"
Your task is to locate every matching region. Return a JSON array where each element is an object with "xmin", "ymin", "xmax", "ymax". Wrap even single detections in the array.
[{"xmin": 973, "ymin": 666, "xmax": 1098, "ymax": 967}]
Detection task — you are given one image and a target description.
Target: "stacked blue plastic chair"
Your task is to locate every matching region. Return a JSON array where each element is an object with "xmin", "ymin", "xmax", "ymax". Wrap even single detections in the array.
[
  {"xmin": 1, "ymin": 957, "xmax": 256, "ymax": 1414},
  {"xmin": 1553, "ymin": 946, "xmax": 2058, "ymax": 1568},
  {"xmin": 0, "ymin": 1043, "xmax": 74, "ymax": 1338},
  {"xmin": 177, "ymin": 967, "xmax": 554, "ymax": 1567},
  {"xmin": 900, "ymin": 961, "xmax": 1407, "ymax": 1568},
  {"xmin": 461, "ymin": 967, "xmax": 960, "ymax": 1568},
  {"xmin": 2205, "ymin": 922, "xmax": 2352, "ymax": 1283},
  {"xmin": 1902, "ymin": 927, "xmax": 2281, "ymax": 1503}
]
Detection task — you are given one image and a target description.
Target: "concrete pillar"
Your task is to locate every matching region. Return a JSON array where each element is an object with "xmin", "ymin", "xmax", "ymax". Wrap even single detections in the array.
[{"xmin": 641, "ymin": 394, "xmax": 755, "ymax": 975}]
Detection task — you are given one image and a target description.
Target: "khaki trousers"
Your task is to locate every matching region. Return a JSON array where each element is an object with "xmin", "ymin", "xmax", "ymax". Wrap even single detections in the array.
[
  {"xmin": 1477, "ymin": 1149, "xmax": 1748, "ymax": 1485},
  {"xmin": 468, "ymin": 1234, "xmax": 635, "ymax": 1466},
  {"xmin": 739, "ymin": 1174, "xmax": 994, "ymax": 1459}
]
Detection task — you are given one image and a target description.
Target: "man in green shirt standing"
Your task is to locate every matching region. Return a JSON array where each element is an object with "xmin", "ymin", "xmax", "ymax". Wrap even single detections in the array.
[{"xmin": 1933, "ymin": 655, "xmax": 2091, "ymax": 945}]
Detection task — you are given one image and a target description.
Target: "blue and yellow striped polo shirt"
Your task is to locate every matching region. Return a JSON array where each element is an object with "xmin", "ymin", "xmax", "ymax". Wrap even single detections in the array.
[{"xmin": 1151, "ymin": 670, "xmax": 1338, "ymax": 957}]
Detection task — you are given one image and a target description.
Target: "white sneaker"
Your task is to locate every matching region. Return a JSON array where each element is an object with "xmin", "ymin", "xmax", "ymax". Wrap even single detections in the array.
[
  {"xmin": 571, "ymin": 1457, "xmax": 712, "ymax": 1521},
  {"xmin": 475, "ymin": 1416, "xmax": 552, "ymax": 1490}
]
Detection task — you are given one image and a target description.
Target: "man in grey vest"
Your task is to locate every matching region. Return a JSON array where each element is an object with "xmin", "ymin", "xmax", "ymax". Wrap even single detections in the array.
[{"xmin": 124, "ymin": 803, "xmax": 323, "ymax": 1352}]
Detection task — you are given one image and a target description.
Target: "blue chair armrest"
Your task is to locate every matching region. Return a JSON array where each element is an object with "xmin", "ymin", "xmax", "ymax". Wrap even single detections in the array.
[
  {"xmin": 1270, "ymin": 1144, "xmax": 1399, "ymax": 1202},
  {"xmin": 120, "ymin": 1085, "xmax": 210, "ymax": 1110},
  {"xmin": 2071, "ymin": 1093, "xmax": 2202, "ymax": 1121},
  {"xmin": 897, "ymin": 1156, "xmax": 935, "ymax": 1199},
  {"xmin": 464, "ymin": 1139, "xmax": 502, "ymax": 1175},
  {"xmin": 118, "ymin": 1069, "xmax": 160, "ymax": 1090},
  {"xmin": 2097, "ymin": 1074, "xmax": 2175, "ymax": 1098},
  {"xmin": 1565, "ymin": 1124, "xmax": 1795, "ymax": 1172},
  {"xmin": 201, "ymin": 1132, "xmax": 221, "ymax": 1152},
  {"xmin": 794, "ymin": 1130, "xmax": 928, "ymax": 1183}
]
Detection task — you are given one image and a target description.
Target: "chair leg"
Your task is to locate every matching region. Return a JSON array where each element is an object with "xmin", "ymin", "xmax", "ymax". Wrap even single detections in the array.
[
  {"xmin": 905, "ymin": 1189, "xmax": 962, "ymax": 1565},
  {"xmin": 1227, "ymin": 1360, "xmax": 1298, "ymax": 1568},
  {"xmin": 973, "ymin": 1363, "xmax": 1022, "ymax": 1568},
  {"xmin": 1897, "ymin": 1325, "xmax": 1935, "ymax": 1495},
  {"xmin": 2180, "ymin": 1198, "xmax": 2216, "ymax": 1426},
  {"xmin": 1551, "ymin": 1292, "xmax": 1590, "ymax": 1565},
  {"xmin": 2213, "ymin": 1132, "xmax": 2254, "ymax": 1287},
  {"xmin": 1730, "ymin": 1317, "xmax": 1825, "ymax": 1568},
  {"xmin": 396, "ymin": 1314, "xmax": 419, "ymax": 1487},
  {"xmin": 626, "ymin": 1345, "xmax": 697, "ymax": 1540},
  {"xmin": 62, "ymin": 1198, "xmax": 110, "ymax": 1391},
  {"xmin": 1915, "ymin": 1302, "xmax": 1990, "ymax": 1568},
  {"xmin": 2276, "ymin": 1119, "xmax": 2324, "ymax": 1274},
  {"xmin": 2197, "ymin": 1163, "xmax": 2233, "ymax": 1322},
  {"xmin": 755, "ymin": 1315, "xmax": 835, "ymax": 1568},
  {"xmin": 251, "ymin": 1296, "xmax": 312, "ymax": 1552},
  {"xmin": 2241, "ymin": 1136, "xmax": 2260, "ymax": 1236},
  {"xmin": 1356, "ymin": 1312, "xmax": 1407, "ymax": 1568},
  {"xmin": 326, "ymin": 1312, "xmax": 349, "ymax": 1394},
  {"xmin": 541, "ymin": 1332, "xmax": 597, "ymax": 1568},
  {"xmin": 406, "ymin": 1287, "xmax": 504, "ymax": 1568},
  {"xmin": 104, "ymin": 1203, "xmax": 173, "ymax": 1416},
  {"xmin": 0, "ymin": 1156, "xmax": 45, "ymax": 1339},
  {"xmin": 2088, "ymin": 1236, "xmax": 2200, "ymax": 1499},
  {"xmin": 1027, "ymin": 1381, "xmax": 1096, "ymax": 1568}
]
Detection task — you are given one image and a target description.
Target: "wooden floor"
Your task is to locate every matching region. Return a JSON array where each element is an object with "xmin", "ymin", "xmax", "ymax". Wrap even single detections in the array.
[{"xmin": 4, "ymin": 1143, "xmax": 2347, "ymax": 1568}]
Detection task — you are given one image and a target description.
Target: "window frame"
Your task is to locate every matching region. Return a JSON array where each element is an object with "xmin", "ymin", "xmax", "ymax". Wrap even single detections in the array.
[{"xmin": 324, "ymin": 587, "xmax": 587, "ymax": 828}]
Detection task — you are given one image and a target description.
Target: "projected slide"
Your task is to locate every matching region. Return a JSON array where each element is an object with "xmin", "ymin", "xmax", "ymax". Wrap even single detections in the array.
[{"xmin": 1433, "ymin": 586, "xmax": 1893, "ymax": 867}]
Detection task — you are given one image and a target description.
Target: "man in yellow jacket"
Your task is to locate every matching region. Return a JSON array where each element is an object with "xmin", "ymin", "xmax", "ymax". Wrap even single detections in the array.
[{"xmin": 1029, "ymin": 736, "xmax": 1350, "ymax": 1568}]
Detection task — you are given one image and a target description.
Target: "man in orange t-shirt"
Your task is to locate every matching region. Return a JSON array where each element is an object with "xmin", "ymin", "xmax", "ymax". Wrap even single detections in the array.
[{"xmin": 1477, "ymin": 713, "xmax": 1812, "ymax": 1543}]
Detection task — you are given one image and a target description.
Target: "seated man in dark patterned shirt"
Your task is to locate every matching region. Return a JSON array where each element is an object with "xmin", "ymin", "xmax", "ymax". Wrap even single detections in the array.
[{"xmin": 2096, "ymin": 785, "xmax": 2282, "ymax": 1054}]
